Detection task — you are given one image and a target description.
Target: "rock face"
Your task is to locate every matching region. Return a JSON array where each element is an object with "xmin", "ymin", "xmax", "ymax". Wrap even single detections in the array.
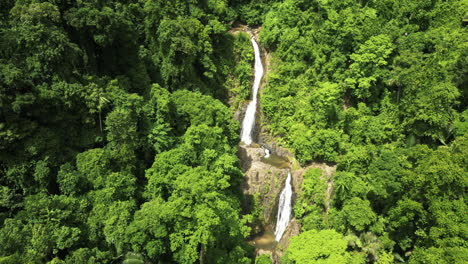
[
  {"xmin": 258, "ymin": 132, "xmax": 294, "ymax": 160},
  {"xmin": 239, "ymin": 143, "xmax": 337, "ymax": 263},
  {"xmin": 274, "ymin": 218, "xmax": 301, "ymax": 262},
  {"xmin": 239, "ymin": 143, "xmax": 302, "ymax": 263},
  {"xmin": 238, "ymin": 145, "xmax": 290, "ymax": 227}
]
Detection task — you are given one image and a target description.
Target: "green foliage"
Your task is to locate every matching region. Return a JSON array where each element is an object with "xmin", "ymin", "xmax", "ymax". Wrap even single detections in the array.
[
  {"xmin": 341, "ymin": 198, "xmax": 377, "ymax": 232},
  {"xmin": 376, "ymin": 251, "xmax": 394, "ymax": 264},
  {"xmin": 0, "ymin": 1, "xmax": 257, "ymax": 263},
  {"xmin": 263, "ymin": 0, "xmax": 467, "ymax": 262},
  {"xmin": 409, "ymin": 246, "xmax": 468, "ymax": 264},
  {"xmin": 227, "ymin": 32, "xmax": 254, "ymax": 109},
  {"xmin": 300, "ymin": 205, "xmax": 327, "ymax": 232},
  {"xmin": 294, "ymin": 168, "xmax": 328, "ymax": 231},
  {"xmin": 333, "ymin": 171, "xmax": 369, "ymax": 205},
  {"xmin": 255, "ymin": 254, "xmax": 272, "ymax": 264},
  {"xmin": 123, "ymin": 252, "xmax": 145, "ymax": 264},
  {"xmin": 290, "ymin": 126, "xmax": 346, "ymax": 163},
  {"xmin": 301, "ymin": 168, "xmax": 327, "ymax": 207},
  {"xmin": 1, "ymin": 0, "xmax": 467, "ymax": 263},
  {"xmin": 260, "ymin": 0, "xmax": 466, "ymax": 156},
  {"xmin": 346, "ymin": 34, "xmax": 394, "ymax": 99},
  {"xmin": 232, "ymin": 0, "xmax": 279, "ymax": 25},
  {"xmin": 0, "ymin": 194, "xmax": 84, "ymax": 263},
  {"xmin": 282, "ymin": 229, "xmax": 366, "ymax": 264}
]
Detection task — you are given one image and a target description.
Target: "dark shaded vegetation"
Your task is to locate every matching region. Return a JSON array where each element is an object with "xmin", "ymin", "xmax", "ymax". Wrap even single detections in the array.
[{"xmin": 0, "ymin": 0, "xmax": 265, "ymax": 263}]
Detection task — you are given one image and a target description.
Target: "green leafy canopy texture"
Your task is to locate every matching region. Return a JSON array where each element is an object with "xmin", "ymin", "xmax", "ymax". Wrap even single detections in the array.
[
  {"xmin": 0, "ymin": 0, "xmax": 467, "ymax": 263},
  {"xmin": 282, "ymin": 229, "xmax": 365, "ymax": 264},
  {"xmin": 0, "ymin": 0, "xmax": 263, "ymax": 263},
  {"xmin": 260, "ymin": 0, "xmax": 467, "ymax": 263}
]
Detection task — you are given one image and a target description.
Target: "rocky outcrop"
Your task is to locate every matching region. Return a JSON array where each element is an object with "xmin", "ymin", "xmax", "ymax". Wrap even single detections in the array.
[
  {"xmin": 239, "ymin": 142, "xmax": 337, "ymax": 262},
  {"xmin": 274, "ymin": 218, "xmax": 301, "ymax": 262},
  {"xmin": 239, "ymin": 143, "xmax": 294, "ymax": 263},
  {"xmin": 238, "ymin": 143, "xmax": 302, "ymax": 262},
  {"xmin": 258, "ymin": 132, "xmax": 294, "ymax": 160},
  {"xmin": 238, "ymin": 145, "xmax": 290, "ymax": 227}
]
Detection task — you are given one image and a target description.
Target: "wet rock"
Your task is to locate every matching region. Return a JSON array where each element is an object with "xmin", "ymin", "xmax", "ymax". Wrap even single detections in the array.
[
  {"xmin": 239, "ymin": 145, "xmax": 290, "ymax": 226},
  {"xmin": 275, "ymin": 218, "xmax": 301, "ymax": 258}
]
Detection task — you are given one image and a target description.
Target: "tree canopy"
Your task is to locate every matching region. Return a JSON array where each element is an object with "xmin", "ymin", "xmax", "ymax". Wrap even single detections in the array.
[
  {"xmin": 260, "ymin": 0, "xmax": 467, "ymax": 263},
  {"xmin": 1, "ymin": 0, "xmax": 466, "ymax": 263},
  {"xmin": 0, "ymin": 0, "xmax": 260, "ymax": 263}
]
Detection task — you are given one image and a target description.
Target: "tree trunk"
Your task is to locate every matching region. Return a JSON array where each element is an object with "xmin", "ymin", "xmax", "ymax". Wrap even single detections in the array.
[
  {"xmin": 99, "ymin": 111, "xmax": 103, "ymax": 132},
  {"xmin": 199, "ymin": 244, "xmax": 205, "ymax": 264},
  {"xmin": 397, "ymin": 86, "xmax": 401, "ymax": 104}
]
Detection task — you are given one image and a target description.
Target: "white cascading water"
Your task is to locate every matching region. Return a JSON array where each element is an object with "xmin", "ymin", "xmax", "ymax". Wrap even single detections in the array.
[
  {"xmin": 275, "ymin": 172, "xmax": 292, "ymax": 241},
  {"xmin": 264, "ymin": 148, "xmax": 270, "ymax": 158},
  {"xmin": 240, "ymin": 37, "xmax": 264, "ymax": 145}
]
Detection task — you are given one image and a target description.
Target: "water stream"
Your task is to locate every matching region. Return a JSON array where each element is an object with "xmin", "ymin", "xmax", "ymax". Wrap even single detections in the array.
[
  {"xmin": 274, "ymin": 172, "xmax": 292, "ymax": 241},
  {"xmin": 264, "ymin": 148, "xmax": 270, "ymax": 158},
  {"xmin": 239, "ymin": 32, "xmax": 293, "ymax": 246},
  {"xmin": 240, "ymin": 37, "xmax": 263, "ymax": 145}
]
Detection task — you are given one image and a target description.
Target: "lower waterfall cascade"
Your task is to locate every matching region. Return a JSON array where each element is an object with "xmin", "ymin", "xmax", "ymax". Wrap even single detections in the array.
[{"xmin": 274, "ymin": 171, "xmax": 292, "ymax": 241}]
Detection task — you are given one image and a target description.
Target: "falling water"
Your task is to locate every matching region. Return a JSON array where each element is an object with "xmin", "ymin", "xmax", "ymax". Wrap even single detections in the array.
[
  {"xmin": 240, "ymin": 37, "xmax": 264, "ymax": 145},
  {"xmin": 275, "ymin": 172, "xmax": 292, "ymax": 241},
  {"xmin": 264, "ymin": 148, "xmax": 271, "ymax": 158}
]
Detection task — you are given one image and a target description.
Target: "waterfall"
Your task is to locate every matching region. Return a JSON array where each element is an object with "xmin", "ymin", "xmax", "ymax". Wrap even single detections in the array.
[
  {"xmin": 275, "ymin": 172, "xmax": 292, "ymax": 241},
  {"xmin": 264, "ymin": 148, "xmax": 270, "ymax": 158},
  {"xmin": 240, "ymin": 37, "xmax": 264, "ymax": 145}
]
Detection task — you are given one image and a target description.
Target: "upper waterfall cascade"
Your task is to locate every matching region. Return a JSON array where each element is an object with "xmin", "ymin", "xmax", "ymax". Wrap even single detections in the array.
[
  {"xmin": 240, "ymin": 37, "xmax": 264, "ymax": 145},
  {"xmin": 275, "ymin": 172, "xmax": 292, "ymax": 241}
]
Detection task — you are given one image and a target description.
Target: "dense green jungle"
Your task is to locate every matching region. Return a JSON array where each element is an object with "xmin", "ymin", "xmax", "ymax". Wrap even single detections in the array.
[{"xmin": 0, "ymin": 0, "xmax": 466, "ymax": 263}]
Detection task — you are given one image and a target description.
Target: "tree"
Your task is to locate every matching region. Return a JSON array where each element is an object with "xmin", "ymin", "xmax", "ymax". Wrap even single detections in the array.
[
  {"xmin": 256, "ymin": 254, "xmax": 273, "ymax": 264},
  {"xmin": 289, "ymin": 123, "xmax": 346, "ymax": 164},
  {"xmin": 283, "ymin": 229, "xmax": 365, "ymax": 264},
  {"xmin": 0, "ymin": 194, "xmax": 84, "ymax": 263},
  {"xmin": 409, "ymin": 246, "xmax": 468, "ymax": 264},
  {"xmin": 346, "ymin": 34, "xmax": 394, "ymax": 100},
  {"xmin": 341, "ymin": 198, "xmax": 377, "ymax": 232},
  {"xmin": 333, "ymin": 171, "xmax": 369, "ymax": 205}
]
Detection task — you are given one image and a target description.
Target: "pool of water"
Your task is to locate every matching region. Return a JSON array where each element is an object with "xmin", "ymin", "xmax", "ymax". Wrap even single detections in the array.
[
  {"xmin": 249, "ymin": 229, "xmax": 278, "ymax": 250},
  {"xmin": 261, "ymin": 153, "xmax": 290, "ymax": 169}
]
